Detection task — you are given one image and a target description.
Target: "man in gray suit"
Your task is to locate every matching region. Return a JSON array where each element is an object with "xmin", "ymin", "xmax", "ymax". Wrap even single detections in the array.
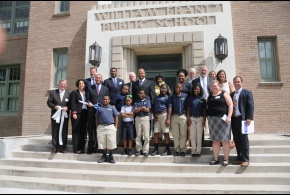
[
  {"xmin": 191, "ymin": 65, "xmax": 212, "ymax": 99},
  {"xmin": 231, "ymin": 76, "xmax": 254, "ymax": 167},
  {"xmin": 47, "ymin": 79, "xmax": 70, "ymax": 154}
]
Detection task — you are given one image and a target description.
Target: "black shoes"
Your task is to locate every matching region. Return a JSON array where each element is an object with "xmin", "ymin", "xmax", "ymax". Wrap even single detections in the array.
[
  {"xmin": 192, "ymin": 153, "xmax": 201, "ymax": 157},
  {"xmin": 174, "ymin": 152, "xmax": 180, "ymax": 156},
  {"xmin": 210, "ymin": 160, "xmax": 220, "ymax": 165},
  {"xmin": 151, "ymin": 150, "xmax": 159, "ymax": 156},
  {"xmin": 98, "ymin": 155, "xmax": 108, "ymax": 163},
  {"xmin": 122, "ymin": 149, "xmax": 128, "ymax": 155},
  {"xmin": 87, "ymin": 148, "xmax": 93, "ymax": 155},
  {"xmin": 135, "ymin": 151, "xmax": 141, "ymax": 156},
  {"xmin": 108, "ymin": 157, "xmax": 115, "ymax": 164},
  {"xmin": 128, "ymin": 149, "xmax": 132, "ymax": 156},
  {"xmin": 180, "ymin": 152, "xmax": 186, "ymax": 157},
  {"xmin": 161, "ymin": 149, "xmax": 171, "ymax": 156},
  {"xmin": 143, "ymin": 152, "xmax": 149, "ymax": 156}
]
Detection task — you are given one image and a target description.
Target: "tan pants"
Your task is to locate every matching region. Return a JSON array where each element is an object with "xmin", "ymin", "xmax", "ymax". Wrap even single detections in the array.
[
  {"xmin": 97, "ymin": 124, "xmax": 116, "ymax": 150},
  {"xmin": 171, "ymin": 114, "xmax": 187, "ymax": 153},
  {"xmin": 190, "ymin": 116, "xmax": 204, "ymax": 154},
  {"xmin": 135, "ymin": 116, "xmax": 150, "ymax": 153}
]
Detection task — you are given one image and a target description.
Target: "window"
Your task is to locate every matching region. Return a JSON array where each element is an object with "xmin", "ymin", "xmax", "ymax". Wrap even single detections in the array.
[
  {"xmin": 258, "ymin": 38, "xmax": 278, "ymax": 81},
  {"xmin": 54, "ymin": 49, "xmax": 68, "ymax": 87},
  {"xmin": 0, "ymin": 65, "xmax": 20, "ymax": 112},
  {"xmin": 58, "ymin": 1, "xmax": 70, "ymax": 13},
  {"xmin": 0, "ymin": 1, "xmax": 30, "ymax": 35}
]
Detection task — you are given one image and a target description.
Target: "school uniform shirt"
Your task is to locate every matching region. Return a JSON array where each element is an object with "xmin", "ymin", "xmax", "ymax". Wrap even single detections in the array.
[
  {"xmin": 121, "ymin": 105, "xmax": 134, "ymax": 122},
  {"xmin": 171, "ymin": 93, "xmax": 188, "ymax": 115},
  {"xmin": 187, "ymin": 96, "xmax": 206, "ymax": 116},
  {"xmin": 153, "ymin": 94, "xmax": 172, "ymax": 115},
  {"xmin": 111, "ymin": 93, "xmax": 127, "ymax": 112},
  {"xmin": 95, "ymin": 105, "xmax": 119, "ymax": 124},
  {"xmin": 133, "ymin": 98, "xmax": 151, "ymax": 116}
]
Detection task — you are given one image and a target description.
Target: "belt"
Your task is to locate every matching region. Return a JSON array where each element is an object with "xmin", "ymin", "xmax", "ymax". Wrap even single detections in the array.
[
  {"xmin": 155, "ymin": 111, "xmax": 167, "ymax": 116},
  {"xmin": 174, "ymin": 113, "xmax": 184, "ymax": 116},
  {"xmin": 137, "ymin": 115, "xmax": 149, "ymax": 117},
  {"xmin": 232, "ymin": 115, "xmax": 241, "ymax": 118},
  {"xmin": 99, "ymin": 123, "xmax": 113, "ymax": 126},
  {"xmin": 190, "ymin": 115, "xmax": 202, "ymax": 118}
]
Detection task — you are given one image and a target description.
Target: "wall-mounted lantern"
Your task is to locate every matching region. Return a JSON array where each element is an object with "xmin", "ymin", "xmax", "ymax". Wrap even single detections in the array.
[
  {"xmin": 214, "ymin": 34, "xmax": 228, "ymax": 63},
  {"xmin": 89, "ymin": 41, "xmax": 102, "ymax": 67}
]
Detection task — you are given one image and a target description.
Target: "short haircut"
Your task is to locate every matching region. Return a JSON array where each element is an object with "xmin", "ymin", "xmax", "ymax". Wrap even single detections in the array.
[
  {"xmin": 75, "ymin": 79, "xmax": 86, "ymax": 88},
  {"xmin": 233, "ymin": 76, "xmax": 243, "ymax": 82},
  {"xmin": 110, "ymin": 67, "xmax": 117, "ymax": 71}
]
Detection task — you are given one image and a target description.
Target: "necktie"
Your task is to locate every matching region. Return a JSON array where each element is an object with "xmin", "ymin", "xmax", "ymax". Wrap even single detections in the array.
[
  {"xmin": 139, "ymin": 80, "xmax": 143, "ymax": 87},
  {"xmin": 114, "ymin": 78, "xmax": 117, "ymax": 88},
  {"xmin": 92, "ymin": 78, "xmax": 95, "ymax": 85},
  {"xmin": 96, "ymin": 85, "xmax": 99, "ymax": 95},
  {"xmin": 202, "ymin": 77, "xmax": 208, "ymax": 98},
  {"xmin": 60, "ymin": 91, "xmax": 64, "ymax": 101},
  {"xmin": 233, "ymin": 91, "xmax": 239, "ymax": 115}
]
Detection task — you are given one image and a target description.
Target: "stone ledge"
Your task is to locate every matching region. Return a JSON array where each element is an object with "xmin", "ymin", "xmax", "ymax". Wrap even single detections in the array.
[{"xmin": 258, "ymin": 82, "xmax": 283, "ymax": 87}]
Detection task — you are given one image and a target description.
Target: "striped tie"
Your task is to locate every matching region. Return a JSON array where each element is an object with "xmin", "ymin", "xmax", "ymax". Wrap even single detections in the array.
[
  {"xmin": 96, "ymin": 85, "xmax": 99, "ymax": 95},
  {"xmin": 233, "ymin": 91, "xmax": 239, "ymax": 115}
]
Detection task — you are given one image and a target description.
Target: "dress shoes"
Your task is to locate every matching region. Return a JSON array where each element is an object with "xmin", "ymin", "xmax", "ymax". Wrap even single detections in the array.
[
  {"xmin": 87, "ymin": 149, "xmax": 93, "ymax": 155},
  {"xmin": 98, "ymin": 155, "xmax": 108, "ymax": 163},
  {"xmin": 241, "ymin": 161, "xmax": 250, "ymax": 166},
  {"xmin": 232, "ymin": 160, "xmax": 243, "ymax": 165},
  {"xmin": 108, "ymin": 157, "xmax": 115, "ymax": 164},
  {"xmin": 135, "ymin": 151, "xmax": 141, "ymax": 156},
  {"xmin": 59, "ymin": 149, "xmax": 67, "ymax": 154},
  {"xmin": 51, "ymin": 148, "xmax": 58, "ymax": 154},
  {"xmin": 180, "ymin": 152, "xmax": 186, "ymax": 157},
  {"xmin": 143, "ymin": 152, "xmax": 149, "ymax": 156},
  {"xmin": 151, "ymin": 150, "xmax": 159, "ymax": 156},
  {"xmin": 174, "ymin": 152, "xmax": 180, "ymax": 156},
  {"xmin": 161, "ymin": 149, "xmax": 171, "ymax": 156}
]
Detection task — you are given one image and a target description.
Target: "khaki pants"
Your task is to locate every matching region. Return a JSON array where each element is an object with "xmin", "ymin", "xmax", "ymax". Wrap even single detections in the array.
[
  {"xmin": 171, "ymin": 114, "xmax": 187, "ymax": 153},
  {"xmin": 190, "ymin": 116, "xmax": 204, "ymax": 154},
  {"xmin": 135, "ymin": 116, "xmax": 150, "ymax": 153}
]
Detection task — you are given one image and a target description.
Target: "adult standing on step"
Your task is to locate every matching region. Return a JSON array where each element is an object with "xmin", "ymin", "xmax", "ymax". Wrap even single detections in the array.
[
  {"xmin": 47, "ymin": 79, "xmax": 70, "ymax": 154},
  {"xmin": 231, "ymin": 76, "xmax": 254, "ymax": 167}
]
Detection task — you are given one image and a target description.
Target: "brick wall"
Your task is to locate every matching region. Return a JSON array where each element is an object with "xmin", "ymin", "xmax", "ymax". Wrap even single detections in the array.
[
  {"xmin": 231, "ymin": 1, "xmax": 290, "ymax": 133},
  {"xmin": 22, "ymin": 1, "xmax": 97, "ymax": 135},
  {"xmin": 0, "ymin": 35, "xmax": 27, "ymax": 137}
]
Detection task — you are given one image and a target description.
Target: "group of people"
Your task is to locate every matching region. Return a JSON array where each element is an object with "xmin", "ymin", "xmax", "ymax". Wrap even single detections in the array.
[{"xmin": 47, "ymin": 65, "xmax": 254, "ymax": 167}]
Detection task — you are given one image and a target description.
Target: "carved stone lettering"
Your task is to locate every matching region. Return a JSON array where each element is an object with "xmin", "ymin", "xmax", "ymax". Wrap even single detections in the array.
[
  {"xmin": 164, "ymin": 18, "xmax": 173, "ymax": 27},
  {"xmin": 185, "ymin": 6, "xmax": 194, "ymax": 14},
  {"xmin": 145, "ymin": 8, "xmax": 159, "ymax": 17}
]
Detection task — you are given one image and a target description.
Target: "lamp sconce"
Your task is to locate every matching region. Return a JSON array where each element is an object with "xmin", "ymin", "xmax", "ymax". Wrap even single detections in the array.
[
  {"xmin": 89, "ymin": 41, "xmax": 102, "ymax": 67},
  {"xmin": 214, "ymin": 34, "xmax": 228, "ymax": 63}
]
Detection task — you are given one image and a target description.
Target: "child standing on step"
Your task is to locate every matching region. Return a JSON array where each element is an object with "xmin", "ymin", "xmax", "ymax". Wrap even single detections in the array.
[
  {"xmin": 120, "ymin": 95, "xmax": 134, "ymax": 156},
  {"xmin": 95, "ymin": 96, "xmax": 119, "ymax": 164}
]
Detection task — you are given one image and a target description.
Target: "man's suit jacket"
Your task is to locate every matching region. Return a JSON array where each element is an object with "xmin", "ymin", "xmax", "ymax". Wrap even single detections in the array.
[
  {"xmin": 192, "ymin": 76, "xmax": 213, "ymax": 98},
  {"xmin": 47, "ymin": 89, "xmax": 70, "ymax": 116},
  {"xmin": 69, "ymin": 89, "xmax": 85, "ymax": 114},
  {"xmin": 230, "ymin": 89, "xmax": 254, "ymax": 121},
  {"xmin": 103, "ymin": 77, "xmax": 124, "ymax": 104},
  {"xmin": 86, "ymin": 84, "xmax": 109, "ymax": 117},
  {"xmin": 132, "ymin": 78, "xmax": 155, "ymax": 105},
  {"xmin": 85, "ymin": 77, "xmax": 94, "ymax": 92}
]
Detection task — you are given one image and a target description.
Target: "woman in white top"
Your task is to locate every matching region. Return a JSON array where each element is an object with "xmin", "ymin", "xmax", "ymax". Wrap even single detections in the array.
[{"xmin": 216, "ymin": 69, "xmax": 235, "ymax": 148}]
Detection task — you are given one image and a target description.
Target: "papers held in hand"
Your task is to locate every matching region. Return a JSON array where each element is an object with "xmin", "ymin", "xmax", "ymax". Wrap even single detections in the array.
[
  {"xmin": 242, "ymin": 120, "xmax": 255, "ymax": 134},
  {"xmin": 78, "ymin": 100, "xmax": 88, "ymax": 105}
]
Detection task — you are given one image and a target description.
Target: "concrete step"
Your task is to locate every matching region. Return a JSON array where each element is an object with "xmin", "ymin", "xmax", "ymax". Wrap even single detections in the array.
[
  {"xmin": 20, "ymin": 144, "xmax": 290, "ymax": 154},
  {"xmin": 0, "ymin": 175, "xmax": 289, "ymax": 194},
  {"xmin": 10, "ymin": 150, "xmax": 290, "ymax": 163},
  {"xmin": 0, "ymin": 165, "xmax": 289, "ymax": 185},
  {"xmin": 1, "ymin": 158, "xmax": 290, "ymax": 174}
]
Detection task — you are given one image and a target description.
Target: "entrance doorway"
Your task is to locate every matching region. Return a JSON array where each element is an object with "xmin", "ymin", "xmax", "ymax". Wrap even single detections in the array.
[{"xmin": 137, "ymin": 54, "xmax": 182, "ymax": 93}]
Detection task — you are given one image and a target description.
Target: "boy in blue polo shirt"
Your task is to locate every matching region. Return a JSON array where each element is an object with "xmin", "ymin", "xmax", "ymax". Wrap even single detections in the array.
[
  {"xmin": 96, "ymin": 96, "xmax": 119, "ymax": 163},
  {"xmin": 134, "ymin": 89, "xmax": 151, "ymax": 156}
]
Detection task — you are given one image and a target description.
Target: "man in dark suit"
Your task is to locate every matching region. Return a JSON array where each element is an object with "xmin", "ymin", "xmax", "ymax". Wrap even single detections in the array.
[
  {"xmin": 47, "ymin": 79, "xmax": 70, "ymax": 154},
  {"xmin": 86, "ymin": 74, "xmax": 109, "ymax": 154},
  {"xmin": 103, "ymin": 67, "xmax": 124, "ymax": 105},
  {"xmin": 191, "ymin": 65, "xmax": 212, "ymax": 99},
  {"xmin": 231, "ymin": 76, "xmax": 254, "ymax": 167},
  {"xmin": 126, "ymin": 72, "xmax": 136, "ymax": 95},
  {"xmin": 132, "ymin": 68, "xmax": 155, "ymax": 105},
  {"xmin": 85, "ymin": 66, "xmax": 97, "ymax": 92}
]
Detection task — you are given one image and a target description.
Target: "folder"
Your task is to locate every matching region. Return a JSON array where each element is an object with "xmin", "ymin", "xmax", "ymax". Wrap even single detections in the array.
[{"xmin": 241, "ymin": 120, "xmax": 254, "ymax": 134}]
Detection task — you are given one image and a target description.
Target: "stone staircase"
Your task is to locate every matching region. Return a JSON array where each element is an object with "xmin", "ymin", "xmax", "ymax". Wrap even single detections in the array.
[{"xmin": 0, "ymin": 134, "xmax": 290, "ymax": 193}]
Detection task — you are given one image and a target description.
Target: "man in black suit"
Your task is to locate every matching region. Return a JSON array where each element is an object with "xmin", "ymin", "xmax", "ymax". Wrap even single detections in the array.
[
  {"xmin": 231, "ymin": 76, "xmax": 254, "ymax": 167},
  {"xmin": 191, "ymin": 65, "xmax": 212, "ymax": 99},
  {"xmin": 86, "ymin": 74, "xmax": 109, "ymax": 154},
  {"xmin": 85, "ymin": 66, "xmax": 97, "ymax": 92},
  {"xmin": 47, "ymin": 79, "xmax": 70, "ymax": 154},
  {"xmin": 103, "ymin": 67, "xmax": 124, "ymax": 105},
  {"xmin": 126, "ymin": 72, "xmax": 136, "ymax": 95},
  {"xmin": 132, "ymin": 68, "xmax": 155, "ymax": 104}
]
